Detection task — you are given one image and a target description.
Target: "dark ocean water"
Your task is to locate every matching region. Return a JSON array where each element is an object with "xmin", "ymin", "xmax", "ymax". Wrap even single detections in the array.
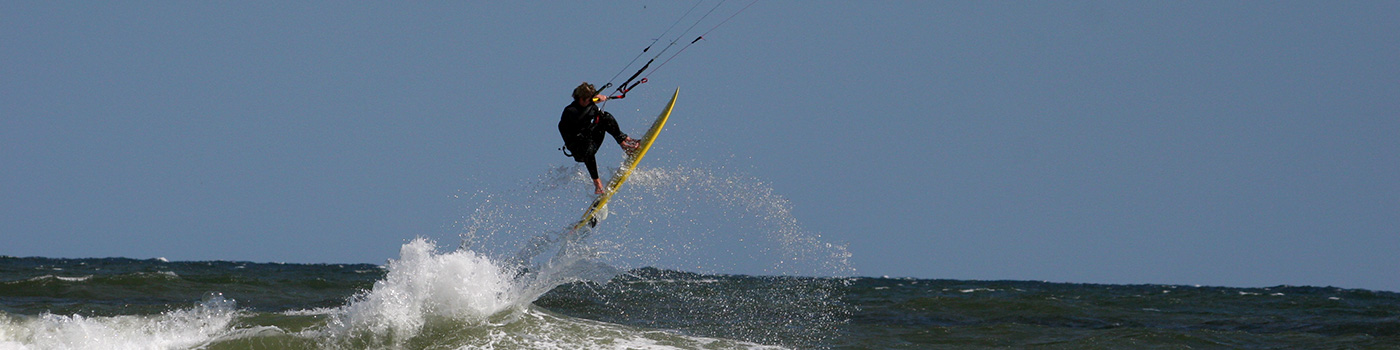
[{"xmin": 3, "ymin": 255, "xmax": 1398, "ymax": 349}]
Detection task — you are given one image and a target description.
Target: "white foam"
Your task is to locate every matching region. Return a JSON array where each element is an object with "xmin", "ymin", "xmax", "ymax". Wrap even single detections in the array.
[
  {"xmin": 306, "ymin": 237, "xmax": 777, "ymax": 349},
  {"xmin": 9, "ymin": 275, "xmax": 93, "ymax": 284},
  {"xmin": 277, "ymin": 308, "xmax": 339, "ymax": 317},
  {"xmin": 960, "ymin": 288, "xmax": 996, "ymax": 293},
  {"xmin": 0, "ymin": 294, "xmax": 237, "ymax": 350},
  {"xmin": 323, "ymin": 237, "xmax": 516, "ymax": 340},
  {"xmin": 53, "ymin": 276, "xmax": 91, "ymax": 282}
]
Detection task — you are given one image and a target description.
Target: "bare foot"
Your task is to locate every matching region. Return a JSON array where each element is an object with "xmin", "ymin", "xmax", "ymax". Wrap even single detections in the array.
[{"xmin": 621, "ymin": 137, "xmax": 640, "ymax": 154}]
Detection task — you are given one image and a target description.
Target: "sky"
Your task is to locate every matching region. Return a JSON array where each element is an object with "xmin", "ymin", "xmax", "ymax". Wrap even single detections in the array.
[{"xmin": 3, "ymin": 1, "xmax": 1397, "ymax": 291}]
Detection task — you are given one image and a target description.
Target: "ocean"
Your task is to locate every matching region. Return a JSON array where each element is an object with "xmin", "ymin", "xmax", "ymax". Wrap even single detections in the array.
[
  {"xmin": 4, "ymin": 167, "xmax": 1398, "ymax": 349},
  {"xmin": 2, "ymin": 254, "xmax": 1398, "ymax": 349}
]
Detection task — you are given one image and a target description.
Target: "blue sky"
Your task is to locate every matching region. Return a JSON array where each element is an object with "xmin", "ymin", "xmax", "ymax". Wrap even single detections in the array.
[{"xmin": 3, "ymin": 1, "xmax": 1397, "ymax": 291}]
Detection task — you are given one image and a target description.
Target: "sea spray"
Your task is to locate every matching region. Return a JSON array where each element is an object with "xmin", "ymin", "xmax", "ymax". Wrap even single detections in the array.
[
  {"xmin": 452, "ymin": 165, "xmax": 857, "ymax": 347},
  {"xmin": 620, "ymin": 166, "xmax": 854, "ymax": 276},
  {"xmin": 306, "ymin": 238, "xmax": 778, "ymax": 349},
  {"xmin": 456, "ymin": 165, "xmax": 853, "ymax": 278},
  {"xmin": 319, "ymin": 238, "xmax": 513, "ymax": 346},
  {"xmin": 0, "ymin": 293, "xmax": 238, "ymax": 350}
]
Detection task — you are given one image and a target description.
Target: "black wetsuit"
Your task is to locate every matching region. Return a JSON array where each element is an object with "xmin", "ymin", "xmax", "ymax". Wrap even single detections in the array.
[{"xmin": 559, "ymin": 102, "xmax": 629, "ymax": 180}]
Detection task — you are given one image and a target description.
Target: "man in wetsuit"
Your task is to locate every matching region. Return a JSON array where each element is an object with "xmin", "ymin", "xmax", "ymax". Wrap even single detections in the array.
[{"xmin": 559, "ymin": 82, "xmax": 639, "ymax": 194}]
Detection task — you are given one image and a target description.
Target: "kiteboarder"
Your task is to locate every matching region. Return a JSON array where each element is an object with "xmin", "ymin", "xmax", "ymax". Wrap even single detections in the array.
[{"xmin": 560, "ymin": 82, "xmax": 640, "ymax": 194}]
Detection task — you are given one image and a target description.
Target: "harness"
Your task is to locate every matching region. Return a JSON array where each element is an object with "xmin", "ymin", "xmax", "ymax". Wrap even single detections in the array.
[{"xmin": 559, "ymin": 105, "xmax": 602, "ymax": 158}]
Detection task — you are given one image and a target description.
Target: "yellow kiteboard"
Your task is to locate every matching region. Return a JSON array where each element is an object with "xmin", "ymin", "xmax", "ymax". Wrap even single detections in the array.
[{"xmin": 570, "ymin": 88, "xmax": 679, "ymax": 231}]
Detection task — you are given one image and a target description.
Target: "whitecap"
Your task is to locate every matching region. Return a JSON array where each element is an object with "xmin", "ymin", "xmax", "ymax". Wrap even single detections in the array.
[{"xmin": 0, "ymin": 294, "xmax": 239, "ymax": 350}]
